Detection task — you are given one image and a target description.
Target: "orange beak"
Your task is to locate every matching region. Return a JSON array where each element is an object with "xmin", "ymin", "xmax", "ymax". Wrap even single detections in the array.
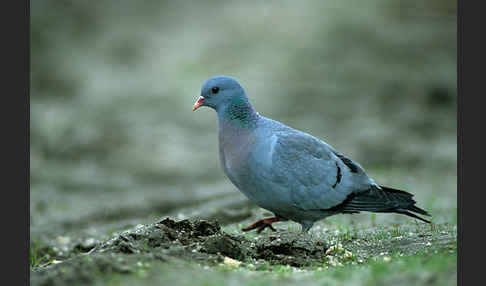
[{"xmin": 193, "ymin": 96, "xmax": 205, "ymax": 111}]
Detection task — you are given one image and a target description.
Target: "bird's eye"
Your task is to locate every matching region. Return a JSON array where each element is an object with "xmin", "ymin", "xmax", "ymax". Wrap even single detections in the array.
[{"xmin": 212, "ymin": 87, "xmax": 220, "ymax": 94}]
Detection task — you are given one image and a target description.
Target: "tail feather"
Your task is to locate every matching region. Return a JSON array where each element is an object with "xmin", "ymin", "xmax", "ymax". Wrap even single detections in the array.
[
  {"xmin": 407, "ymin": 205, "xmax": 430, "ymax": 216},
  {"xmin": 334, "ymin": 185, "xmax": 431, "ymax": 223},
  {"xmin": 394, "ymin": 209, "xmax": 431, "ymax": 223}
]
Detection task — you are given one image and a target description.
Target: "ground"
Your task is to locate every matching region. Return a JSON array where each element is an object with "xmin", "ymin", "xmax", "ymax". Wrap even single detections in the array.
[{"xmin": 30, "ymin": 167, "xmax": 456, "ymax": 286}]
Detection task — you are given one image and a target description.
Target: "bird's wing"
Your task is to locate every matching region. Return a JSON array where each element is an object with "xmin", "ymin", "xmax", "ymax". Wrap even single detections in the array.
[{"xmin": 269, "ymin": 130, "xmax": 376, "ymax": 210}]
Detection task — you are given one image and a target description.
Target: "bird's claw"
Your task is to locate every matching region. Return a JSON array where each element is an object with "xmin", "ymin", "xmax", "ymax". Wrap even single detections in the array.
[{"xmin": 242, "ymin": 217, "xmax": 279, "ymax": 233}]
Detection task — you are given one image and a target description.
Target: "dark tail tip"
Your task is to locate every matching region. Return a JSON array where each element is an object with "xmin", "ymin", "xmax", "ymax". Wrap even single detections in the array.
[
  {"xmin": 380, "ymin": 185, "xmax": 431, "ymax": 223},
  {"xmin": 395, "ymin": 209, "xmax": 431, "ymax": 223},
  {"xmin": 408, "ymin": 205, "xmax": 431, "ymax": 217}
]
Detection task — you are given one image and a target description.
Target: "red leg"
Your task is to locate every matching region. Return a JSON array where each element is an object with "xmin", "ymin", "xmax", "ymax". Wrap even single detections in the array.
[{"xmin": 242, "ymin": 217, "xmax": 280, "ymax": 233}]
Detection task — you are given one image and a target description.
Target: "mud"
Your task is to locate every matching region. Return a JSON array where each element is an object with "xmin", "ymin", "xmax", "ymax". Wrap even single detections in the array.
[
  {"xmin": 94, "ymin": 218, "xmax": 328, "ymax": 265},
  {"xmin": 31, "ymin": 218, "xmax": 330, "ymax": 286}
]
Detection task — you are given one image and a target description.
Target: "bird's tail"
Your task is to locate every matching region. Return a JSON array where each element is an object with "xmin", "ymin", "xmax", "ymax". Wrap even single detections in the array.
[{"xmin": 338, "ymin": 186, "xmax": 431, "ymax": 223}]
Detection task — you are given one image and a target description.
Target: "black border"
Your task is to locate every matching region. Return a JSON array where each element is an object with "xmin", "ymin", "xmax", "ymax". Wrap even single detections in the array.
[
  {"xmin": 456, "ymin": 0, "xmax": 462, "ymax": 284},
  {"xmin": 3, "ymin": 0, "xmax": 29, "ymax": 285},
  {"xmin": 458, "ymin": 0, "xmax": 484, "ymax": 285},
  {"xmin": 27, "ymin": 0, "xmax": 31, "ymax": 283}
]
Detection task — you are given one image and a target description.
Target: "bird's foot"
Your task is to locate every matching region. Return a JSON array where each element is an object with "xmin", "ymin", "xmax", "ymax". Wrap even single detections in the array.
[{"xmin": 242, "ymin": 217, "xmax": 280, "ymax": 233}]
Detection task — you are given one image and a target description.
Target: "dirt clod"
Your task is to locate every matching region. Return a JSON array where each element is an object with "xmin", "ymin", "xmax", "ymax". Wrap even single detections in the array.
[
  {"xmin": 91, "ymin": 218, "xmax": 329, "ymax": 267},
  {"xmin": 31, "ymin": 218, "xmax": 331, "ymax": 286},
  {"xmin": 201, "ymin": 233, "xmax": 246, "ymax": 260}
]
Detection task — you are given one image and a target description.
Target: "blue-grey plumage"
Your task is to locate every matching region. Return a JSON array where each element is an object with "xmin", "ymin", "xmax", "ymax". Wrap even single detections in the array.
[{"xmin": 193, "ymin": 76, "xmax": 431, "ymax": 233}]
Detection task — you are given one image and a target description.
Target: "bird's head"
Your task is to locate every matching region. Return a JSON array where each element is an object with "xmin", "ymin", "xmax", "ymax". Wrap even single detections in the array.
[{"xmin": 193, "ymin": 76, "xmax": 247, "ymax": 112}]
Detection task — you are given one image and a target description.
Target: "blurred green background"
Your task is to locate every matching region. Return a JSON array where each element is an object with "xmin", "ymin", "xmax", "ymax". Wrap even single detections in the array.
[{"xmin": 30, "ymin": 0, "xmax": 456, "ymax": 243}]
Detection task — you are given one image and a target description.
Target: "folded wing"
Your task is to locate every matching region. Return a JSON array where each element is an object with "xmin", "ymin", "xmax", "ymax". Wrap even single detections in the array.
[{"xmin": 270, "ymin": 131, "xmax": 377, "ymax": 211}]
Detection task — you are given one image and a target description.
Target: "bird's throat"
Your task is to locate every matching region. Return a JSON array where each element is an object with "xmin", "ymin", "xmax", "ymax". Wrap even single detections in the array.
[{"xmin": 218, "ymin": 97, "xmax": 259, "ymax": 129}]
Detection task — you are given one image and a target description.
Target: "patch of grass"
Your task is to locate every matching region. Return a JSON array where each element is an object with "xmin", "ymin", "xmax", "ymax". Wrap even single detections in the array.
[
  {"xmin": 96, "ymin": 250, "xmax": 456, "ymax": 286},
  {"xmin": 30, "ymin": 240, "xmax": 52, "ymax": 270}
]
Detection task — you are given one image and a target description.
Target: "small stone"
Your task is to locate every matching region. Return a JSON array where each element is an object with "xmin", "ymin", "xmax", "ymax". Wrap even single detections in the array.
[
  {"xmin": 344, "ymin": 250, "xmax": 353, "ymax": 259},
  {"xmin": 223, "ymin": 256, "xmax": 242, "ymax": 267},
  {"xmin": 325, "ymin": 245, "xmax": 335, "ymax": 255}
]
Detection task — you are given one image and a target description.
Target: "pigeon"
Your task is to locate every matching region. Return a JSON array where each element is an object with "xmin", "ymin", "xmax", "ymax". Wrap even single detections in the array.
[{"xmin": 193, "ymin": 75, "xmax": 431, "ymax": 233}]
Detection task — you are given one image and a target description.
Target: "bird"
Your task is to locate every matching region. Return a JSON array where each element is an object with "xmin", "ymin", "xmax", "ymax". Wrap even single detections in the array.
[{"xmin": 193, "ymin": 75, "xmax": 431, "ymax": 233}]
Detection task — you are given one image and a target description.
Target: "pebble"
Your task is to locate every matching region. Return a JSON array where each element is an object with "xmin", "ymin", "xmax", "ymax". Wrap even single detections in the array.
[{"xmin": 223, "ymin": 256, "xmax": 242, "ymax": 267}]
